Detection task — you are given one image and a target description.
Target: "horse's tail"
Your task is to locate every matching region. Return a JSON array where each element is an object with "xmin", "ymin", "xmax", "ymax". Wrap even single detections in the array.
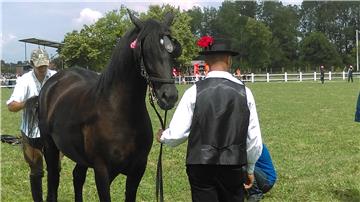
[{"xmin": 23, "ymin": 96, "xmax": 39, "ymax": 138}]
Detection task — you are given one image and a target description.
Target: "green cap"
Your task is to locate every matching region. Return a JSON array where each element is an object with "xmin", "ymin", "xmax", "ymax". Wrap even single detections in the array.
[{"xmin": 30, "ymin": 49, "xmax": 50, "ymax": 67}]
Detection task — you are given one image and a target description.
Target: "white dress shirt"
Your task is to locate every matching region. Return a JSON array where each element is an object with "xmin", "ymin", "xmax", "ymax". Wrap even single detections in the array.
[
  {"xmin": 160, "ymin": 71, "xmax": 263, "ymax": 173},
  {"xmin": 7, "ymin": 69, "xmax": 56, "ymax": 138}
]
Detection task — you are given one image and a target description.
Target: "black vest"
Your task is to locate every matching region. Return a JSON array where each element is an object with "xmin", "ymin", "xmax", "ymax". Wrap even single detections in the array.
[{"xmin": 186, "ymin": 78, "xmax": 250, "ymax": 165}]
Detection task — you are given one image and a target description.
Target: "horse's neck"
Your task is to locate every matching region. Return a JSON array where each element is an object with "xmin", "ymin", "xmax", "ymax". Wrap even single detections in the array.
[{"xmin": 96, "ymin": 41, "xmax": 148, "ymax": 109}]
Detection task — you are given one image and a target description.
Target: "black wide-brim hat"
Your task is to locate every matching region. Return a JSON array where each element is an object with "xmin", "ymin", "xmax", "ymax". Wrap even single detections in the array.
[{"xmin": 198, "ymin": 36, "xmax": 239, "ymax": 56}]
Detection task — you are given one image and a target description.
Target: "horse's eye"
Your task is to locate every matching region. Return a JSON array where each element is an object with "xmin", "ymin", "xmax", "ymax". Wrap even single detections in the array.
[
  {"xmin": 160, "ymin": 39, "xmax": 164, "ymax": 45},
  {"xmin": 163, "ymin": 36, "xmax": 174, "ymax": 53}
]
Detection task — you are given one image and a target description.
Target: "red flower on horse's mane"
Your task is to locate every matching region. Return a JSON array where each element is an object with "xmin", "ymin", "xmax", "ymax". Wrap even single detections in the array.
[{"xmin": 197, "ymin": 36, "xmax": 214, "ymax": 48}]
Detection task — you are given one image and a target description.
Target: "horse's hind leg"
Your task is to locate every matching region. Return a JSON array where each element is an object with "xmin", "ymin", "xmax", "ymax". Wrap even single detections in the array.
[
  {"xmin": 73, "ymin": 164, "xmax": 88, "ymax": 202},
  {"xmin": 43, "ymin": 137, "xmax": 60, "ymax": 202},
  {"xmin": 125, "ymin": 165, "xmax": 146, "ymax": 202}
]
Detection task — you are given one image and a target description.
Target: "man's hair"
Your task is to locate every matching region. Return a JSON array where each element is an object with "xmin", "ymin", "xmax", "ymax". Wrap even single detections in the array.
[{"xmin": 205, "ymin": 54, "xmax": 230, "ymax": 65}]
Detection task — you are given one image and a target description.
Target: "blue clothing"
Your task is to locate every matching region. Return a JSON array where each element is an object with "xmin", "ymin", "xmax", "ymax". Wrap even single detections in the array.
[
  {"xmin": 255, "ymin": 144, "xmax": 277, "ymax": 185},
  {"xmin": 247, "ymin": 144, "xmax": 276, "ymax": 201}
]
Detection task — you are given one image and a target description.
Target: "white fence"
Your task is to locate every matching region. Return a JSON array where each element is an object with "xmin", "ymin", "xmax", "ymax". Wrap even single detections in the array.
[
  {"xmin": 175, "ymin": 71, "xmax": 360, "ymax": 84},
  {"xmin": 1, "ymin": 71, "xmax": 359, "ymax": 88}
]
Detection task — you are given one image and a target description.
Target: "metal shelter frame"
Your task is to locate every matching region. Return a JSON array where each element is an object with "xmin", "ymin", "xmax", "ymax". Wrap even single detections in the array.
[{"xmin": 19, "ymin": 38, "xmax": 64, "ymax": 61}]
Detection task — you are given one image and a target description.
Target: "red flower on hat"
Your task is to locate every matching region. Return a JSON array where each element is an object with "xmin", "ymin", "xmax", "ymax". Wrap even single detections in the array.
[{"xmin": 197, "ymin": 36, "xmax": 214, "ymax": 48}]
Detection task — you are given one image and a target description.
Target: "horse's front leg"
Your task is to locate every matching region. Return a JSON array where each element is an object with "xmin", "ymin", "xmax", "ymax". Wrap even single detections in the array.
[
  {"xmin": 94, "ymin": 163, "xmax": 111, "ymax": 202},
  {"xmin": 73, "ymin": 164, "xmax": 88, "ymax": 202},
  {"xmin": 43, "ymin": 137, "xmax": 60, "ymax": 202},
  {"xmin": 125, "ymin": 163, "xmax": 146, "ymax": 202}
]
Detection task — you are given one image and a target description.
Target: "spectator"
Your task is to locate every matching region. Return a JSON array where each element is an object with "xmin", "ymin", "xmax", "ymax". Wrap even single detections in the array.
[
  {"xmin": 157, "ymin": 36, "xmax": 263, "ymax": 202},
  {"xmin": 233, "ymin": 68, "xmax": 241, "ymax": 80},
  {"xmin": 348, "ymin": 65, "xmax": 353, "ymax": 83},
  {"xmin": 6, "ymin": 48, "xmax": 57, "ymax": 202},
  {"xmin": 320, "ymin": 65, "xmax": 325, "ymax": 84}
]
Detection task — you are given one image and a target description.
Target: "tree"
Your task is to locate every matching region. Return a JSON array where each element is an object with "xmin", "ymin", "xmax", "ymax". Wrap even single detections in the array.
[
  {"xmin": 259, "ymin": 1, "xmax": 300, "ymax": 72},
  {"xmin": 60, "ymin": 7, "xmax": 131, "ymax": 71},
  {"xmin": 242, "ymin": 18, "xmax": 272, "ymax": 72},
  {"xmin": 299, "ymin": 32, "xmax": 341, "ymax": 71},
  {"xmin": 186, "ymin": 6, "xmax": 203, "ymax": 37},
  {"xmin": 299, "ymin": 1, "xmax": 360, "ymax": 67}
]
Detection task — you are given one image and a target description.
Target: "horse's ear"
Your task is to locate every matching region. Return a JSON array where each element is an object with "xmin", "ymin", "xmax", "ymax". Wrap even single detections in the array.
[
  {"xmin": 127, "ymin": 9, "xmax": 143, "ymax": 29},
  {"xmin": 163, "ymin": 12, "xmax": 174, "ymax": 26}
]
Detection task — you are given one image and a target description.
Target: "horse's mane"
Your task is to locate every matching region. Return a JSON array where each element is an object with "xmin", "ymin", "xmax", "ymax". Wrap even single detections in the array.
[{"xmin": 96, "ymin": 19, "xmax": 166, "ymax": 96}]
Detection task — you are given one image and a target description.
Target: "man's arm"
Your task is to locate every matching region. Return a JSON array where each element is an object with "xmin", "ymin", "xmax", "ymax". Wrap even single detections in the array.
[
  {"xmin": 245, "ymin": 87, "xmax": 263, "ymax": 173},
  {"xmin": 6, "ymin": 76, "xmax": 27, "ymax": 112},
  {"xmin": 157, "ymin": 85, "xmax": 196, "ymax": 147},
  {"xmin": 7, "ymin": 101, "xmax": 25, "ymax": 112},
  {"xmin": 243, "ymin": 87, "xmax": 263, "ymax": 189}
]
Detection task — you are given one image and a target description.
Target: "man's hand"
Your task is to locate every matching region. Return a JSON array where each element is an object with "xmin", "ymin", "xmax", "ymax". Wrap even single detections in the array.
[
  {"xmin": 7, "ymin": 101, "xmax": 25, "ymax": 112},
  {"xmin": 156, "ymin": 129, "xmax": 164, "ymax": 143},
  {"xmin": 244, "ymin": 173, "xmax": 255, "ymax": 189}
]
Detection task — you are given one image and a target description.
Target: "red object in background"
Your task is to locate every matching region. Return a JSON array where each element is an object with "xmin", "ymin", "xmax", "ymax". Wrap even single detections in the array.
[
  {"xmin": 194, "ymin": 63, "xmax": 200, "ymax": 75},
  {"xmin": 172, "ymin": 68, "xmax": 179, "ymax": 77},
  {"xmin": 197, "ymin": 36, "xmax": 214, "ymax": 48}
]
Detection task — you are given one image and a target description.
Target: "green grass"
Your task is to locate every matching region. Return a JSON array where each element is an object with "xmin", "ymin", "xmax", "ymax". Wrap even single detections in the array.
[{"xmin": 1, "ymin": 80, "xmax": 360, "ymax": 202}]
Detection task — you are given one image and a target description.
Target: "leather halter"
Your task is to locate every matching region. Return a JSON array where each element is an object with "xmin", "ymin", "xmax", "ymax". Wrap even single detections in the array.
[{"xmin": 135, "ymin": 36, "xmax": 175, "ymax": 85}]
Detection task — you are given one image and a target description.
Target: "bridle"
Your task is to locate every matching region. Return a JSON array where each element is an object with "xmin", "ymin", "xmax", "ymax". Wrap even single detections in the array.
[{"xmin": 135, "ymin": 34, "xmax": 176, "ymax": 86}]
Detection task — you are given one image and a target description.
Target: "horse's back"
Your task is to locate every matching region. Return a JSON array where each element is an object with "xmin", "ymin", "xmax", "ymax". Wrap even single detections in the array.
[{"xmin": 40, "ymin": 67, "xmax": 99, "ymax": 121}]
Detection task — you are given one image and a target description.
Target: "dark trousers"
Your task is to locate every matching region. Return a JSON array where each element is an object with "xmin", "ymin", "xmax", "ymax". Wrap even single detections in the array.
[
  {"xmin": 320, "ymin": 76, "xmax": 324, "ymax": 84},
  {"xmin": 186, "ymin": 165, "xmax": 246, "ymax": 202}
]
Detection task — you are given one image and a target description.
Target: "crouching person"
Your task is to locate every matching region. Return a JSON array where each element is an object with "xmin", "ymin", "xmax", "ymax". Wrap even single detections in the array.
[{"xmin": 246, "ymin": 143, "xmax": 277, "ymax": 202}]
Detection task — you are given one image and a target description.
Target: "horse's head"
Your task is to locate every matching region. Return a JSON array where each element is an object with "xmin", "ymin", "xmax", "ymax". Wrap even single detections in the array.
[{"xmin": 129, "ymin": 10, "xmax": 181, "ymax": 110}]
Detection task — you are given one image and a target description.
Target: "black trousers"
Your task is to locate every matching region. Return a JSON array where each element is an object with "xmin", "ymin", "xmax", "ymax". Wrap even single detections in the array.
[{"xmin": 186, "ymin": 165, "xmax": 246, "ymax": 202}]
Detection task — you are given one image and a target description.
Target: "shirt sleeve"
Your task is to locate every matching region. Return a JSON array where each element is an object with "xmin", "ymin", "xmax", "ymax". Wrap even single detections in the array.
[
  {"xmin": 245, "ymin": 87, "xmax": 263, "ymax": 174},
  {"xmin": 6, "ymin": 76, "xmax": 28, "ymax": 105},
  {"xmin": 160, "ymin": 85, "xmax": 197, "ymax": 147}
]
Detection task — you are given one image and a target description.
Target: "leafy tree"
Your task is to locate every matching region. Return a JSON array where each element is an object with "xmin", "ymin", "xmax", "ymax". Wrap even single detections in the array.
[
  {"xmin": 186, "ymin": 6, "xmax": 203, "ymax": 37},
  {"xmin": 242, "ymin": 18, "xmax": 272, "ymax": 72},
  {"xmin": 60, "ymin": 7, "xmax": 131, "ymax": 71},
  {"xmin": 299, "ymin": 32, "xmax": 341, "ymax": 71},
  {"xmin": 259, "ymin": 1, "xmax": 300, "ymax": 72},
  {"xmin": 300, "ymin": 1, "xmax": 360, "ymax": 67}
]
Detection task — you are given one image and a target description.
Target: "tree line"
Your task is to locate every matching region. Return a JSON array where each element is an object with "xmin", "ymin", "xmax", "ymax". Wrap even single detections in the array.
[{"xmin": 58, "ymin": 1, "xmax": 359, "ymax": 73}]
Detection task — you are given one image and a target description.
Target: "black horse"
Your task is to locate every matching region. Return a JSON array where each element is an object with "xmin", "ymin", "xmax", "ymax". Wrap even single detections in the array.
[{"xmin": 32, "ymin": 10, "xmax": 180, "ymax": 202}]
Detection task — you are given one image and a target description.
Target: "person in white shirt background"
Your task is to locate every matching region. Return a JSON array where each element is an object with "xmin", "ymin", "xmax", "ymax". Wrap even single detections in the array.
[
  {"xmin": 7, "ymin": 48, "xmax": 56, "ymax": 202},
  {"xmin": 157, "ymin": 36, "xmax": 263, "ymax": 202}
]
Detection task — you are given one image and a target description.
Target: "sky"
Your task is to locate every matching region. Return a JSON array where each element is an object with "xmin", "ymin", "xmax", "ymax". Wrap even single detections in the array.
[{"xmin": 1, "ymin": 0, "xmax": 302, "ymax": 63}]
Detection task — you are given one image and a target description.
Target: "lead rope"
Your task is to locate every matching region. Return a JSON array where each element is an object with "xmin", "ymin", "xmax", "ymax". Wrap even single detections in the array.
[{"xmin": 148, "ymin": 86, "xmax": 166, "ymax": 202}]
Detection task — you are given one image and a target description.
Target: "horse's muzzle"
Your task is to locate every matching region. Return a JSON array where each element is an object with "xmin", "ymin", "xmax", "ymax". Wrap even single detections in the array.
[{"xmin": 156, "ymin": 84, "xmax": 178, "ymax": 110}]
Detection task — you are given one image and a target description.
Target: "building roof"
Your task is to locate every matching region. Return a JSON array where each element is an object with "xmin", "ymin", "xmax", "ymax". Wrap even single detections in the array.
[{"xmin": 19, "ymin": 38, "xmax": 64, "ymax": 49}]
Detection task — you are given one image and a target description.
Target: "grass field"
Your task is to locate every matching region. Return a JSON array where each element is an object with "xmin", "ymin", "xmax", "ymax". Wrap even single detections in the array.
[{"xmin": 1, "ymin": 80, "xmax": 360, "ymax": 202}]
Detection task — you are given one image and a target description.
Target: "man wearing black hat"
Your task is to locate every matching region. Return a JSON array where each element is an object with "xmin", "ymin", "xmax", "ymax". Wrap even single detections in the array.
[{"xmin": 157, "ymin": 36, "xmax": 263, "ymax": 202}]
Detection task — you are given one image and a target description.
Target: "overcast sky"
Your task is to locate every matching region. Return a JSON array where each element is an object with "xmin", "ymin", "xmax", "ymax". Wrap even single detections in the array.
[{"xmin": 1, "ymin": 0, "xmax": 302, "ymax": 63}]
